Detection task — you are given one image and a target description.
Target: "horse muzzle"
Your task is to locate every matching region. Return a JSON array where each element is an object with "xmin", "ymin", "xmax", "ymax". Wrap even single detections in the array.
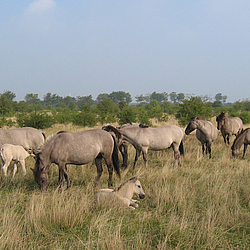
[{"xmin": 139, "ymin": 193, "xmax": 145, "ymax": 199}]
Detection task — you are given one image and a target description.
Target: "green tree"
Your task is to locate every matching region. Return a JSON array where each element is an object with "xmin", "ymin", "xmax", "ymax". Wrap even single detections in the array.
[
  {"xmin": 109, "ymin": 91, "xmax": 132, "ymax": 104},
  {"xmin": 97, "ymin": 99, "xmax": 119, "ymax": 124},
  {"xmin": 43, "ymin": 93, "xmax": 62, "ymax": 107},
  {"xmin": 76, "ymin": 95, "xmax": 94, "ymax": 108},
  {"xmin": 25, "ymin": 93, "xmax": 41, "ymax": 105},
  {"xmin": 1, "ymin": 90, "xmax": 16, "ymax": 101},
  {"xmin": 146, "ymin": 100, "xmax": 163, "ymax": 119},
  {"xmin": 150, "ymin": 92, "xmax": 168, "ymax": 102},
  {"xmin": 118, "ymin": 106, "xmax": 137, "ymax": 125},
  {"xmin": 170, "ymin": 92, "xmax": 177, "ymax": 103},
  {"xmin": 175, "ymin": 97, "xmax": 212, "ymax": 126}
]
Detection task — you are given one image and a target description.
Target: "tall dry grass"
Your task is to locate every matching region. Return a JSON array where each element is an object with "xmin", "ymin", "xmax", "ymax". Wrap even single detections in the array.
[{"xmin": 0, "ymin": 120, "xmax": 250, "ymax": 249}]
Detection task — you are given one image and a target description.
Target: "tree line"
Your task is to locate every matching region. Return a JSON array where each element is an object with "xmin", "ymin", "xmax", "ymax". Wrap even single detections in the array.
[{"xmin": 0, "ymin": 90, "xmax": 249, "ymax": 129}]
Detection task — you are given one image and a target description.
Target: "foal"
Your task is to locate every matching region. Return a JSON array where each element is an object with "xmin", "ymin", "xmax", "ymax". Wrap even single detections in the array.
[
  {"xmin": 0, "ymin": 144, "xmax": 33, "ymax": 177},
  {"xmin": 96, "ymin": 177, "xmax": 145, "ymax": 209}
]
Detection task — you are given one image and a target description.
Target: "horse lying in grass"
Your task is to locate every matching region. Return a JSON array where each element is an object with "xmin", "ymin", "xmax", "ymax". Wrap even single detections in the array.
[
  {"xmin": 0, "ymin": 144, "xmax": 33, "ymax": 178},
  {"xmin": 96, "ymin": 177, "xmax": 145, "ymax": 209}
]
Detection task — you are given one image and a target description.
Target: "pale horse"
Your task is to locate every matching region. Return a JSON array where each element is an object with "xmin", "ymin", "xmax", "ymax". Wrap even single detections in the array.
[
  {"xmin": 0, "ymin": 144, "xmax": 34, "ymax": 177},
  {"xmin": 96, "ymin": 177, "xmax": 145, "ymax": 209},
  {"xmin": 185, "ymin": 117, "xmax": 218, "ymax": 158}
]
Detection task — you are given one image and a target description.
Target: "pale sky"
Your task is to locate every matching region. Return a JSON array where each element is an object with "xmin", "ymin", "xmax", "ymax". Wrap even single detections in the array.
[{"xmin": 0, "ymin": 0, "xmax": 250, "ymax": 102}]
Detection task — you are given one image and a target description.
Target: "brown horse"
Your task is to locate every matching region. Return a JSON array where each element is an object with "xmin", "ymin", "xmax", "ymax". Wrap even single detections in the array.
[
  {"xmin": 32, "ymin": 129, "xmax": 120, "ymax": 192},
  {"xmin": 185, "ymin": 117, "xmax": 218, "ymax": 158},
  {"xmin": 216, "ymin": 112, "xmax": 243, "ymax": 144},
  {"xmin": 231, "ymin": 128, "xmax": 250, "ymax": 158}
]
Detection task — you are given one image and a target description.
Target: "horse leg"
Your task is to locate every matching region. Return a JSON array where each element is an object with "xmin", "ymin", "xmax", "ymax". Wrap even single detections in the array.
[
  {"xmin": 133, "ymin": 148, "xmax": 141, "ymax": 169},
  {"xmin": 172, "ymin": 143, "xmax": 181, "ymax": 166},
  {"xmin": 207, "ymin": 142, "xmax": 212, "ymax": 158},
  {"xmin": 1, "ymin": 159, "xmax": 11, "ymax": 177},
  {"xmin": 202, "ymin": 144, "xmax": 205, "ymax": 156},
  {"xmin": 226, "ymin": 136, "xmax": 230, "ymax": 145},
  {"xmin": 95, "ymin": 156, "xmax": 104, "ymax": 186},
  {"xmin": 103, "ymin": 155, "xmax": 114, "ymax": 188},
  {"xmin": 243, "ymin": 144, "xmax": 248, "ymax": 159},
  {"xmin": 142, "ymin": 148, "xmax": 148, "ymax": 168},
  {"xmin": 119, "ymin": 143, "xmax": 128, "ymax": 168},
  {"xmin": 58, "ymin": 163, "xmax": 70, "ymax": 192},
  {"xmin": 223, "ymin": 136, "xmax": 227, "ymax": 144},
  {"xmin": 19, "ymin": 159, "xmax": 27, "ymax": 176},
  {"xmin": 12, "ymin": 161, "xmax": 18, "ymax": 178}
]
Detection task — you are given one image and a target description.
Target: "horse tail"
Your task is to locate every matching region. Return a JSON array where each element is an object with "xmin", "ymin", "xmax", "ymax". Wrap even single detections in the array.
[
  {"xmin": 179, "ymin": 140, "xmax": 184, "ymax": 156},
  {"xmin": 111, "ymin": 134, "xmax": 121, "ymax": 178}
]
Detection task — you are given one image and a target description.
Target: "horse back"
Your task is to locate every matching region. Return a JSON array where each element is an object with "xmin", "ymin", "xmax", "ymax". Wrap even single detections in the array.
[
  {"xmin": 231, "ymin": 117, "xmax": 243, "ymax": 134},
  {"xmin": 47, "ymin": 129, "xmax": 114, "ymax": 164},
  {"xmin": 0, "ymin": 127, "xmax": 45, "ymax": 150}
]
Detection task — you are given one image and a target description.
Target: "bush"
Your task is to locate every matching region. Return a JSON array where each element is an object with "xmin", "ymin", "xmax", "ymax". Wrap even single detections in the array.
[
  {"xmin": 118, "ymin": 106, "xmax": 137, "ymax": 125},
  {"xmin": 17, "ymin": 112, "xmax": 54, "ymax": 129},
  {"xmin": 72, "ymin": 112, "xmax": 97, "ymax": 127},
  {"xmin": 175, "ymin": 97, "xmax": 212, "ymax": 126},
  {"xmin": 239, "ymin": 111, "xmax": 250, "ymax": 124}
]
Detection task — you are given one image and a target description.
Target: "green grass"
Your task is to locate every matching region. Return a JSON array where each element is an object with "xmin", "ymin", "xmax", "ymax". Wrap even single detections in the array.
[{"xmin": 1, "ymin": 123, "xmax": 250, "ymax": 249}]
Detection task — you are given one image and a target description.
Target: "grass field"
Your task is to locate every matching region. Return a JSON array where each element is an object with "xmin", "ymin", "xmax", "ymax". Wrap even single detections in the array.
[{"xmin": 0, "ymin": 120, "xmax": 250, "ymax": 249}]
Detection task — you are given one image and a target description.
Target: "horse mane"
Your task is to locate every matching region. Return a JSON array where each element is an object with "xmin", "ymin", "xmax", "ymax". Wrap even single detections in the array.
[
  {"xmin": 102, "ymin": 125, "xmax": 122, "ymax": 140},
  {"xmin": 216, "ymin": 112, "xmax": 227, "ymax": 121},
  {"xmin": 118, "ymin": 122, "xmax": 138, "ymax": 129},
  {"xmin": 231, "ymin": 128, "xmax": 250, "ymax": 149},
  {"xmin": 116, "ymin": 176, "xmax": 137, "ymax": 191},
  {"xmin": 139, "ymin": 124, "xmax": 149, "ymax": 128},
  {"xmin": 190, "ymin": 117, "xmax": 206, "ymax": 121},
  {"xmin": 35, "ymin": 131, "xmax": 67, "ymax": 153}
]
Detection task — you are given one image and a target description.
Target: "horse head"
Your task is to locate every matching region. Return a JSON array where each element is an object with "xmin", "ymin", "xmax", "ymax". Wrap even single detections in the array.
[
  {"xmin": 216, "ymin": 112, "xmax": 226, "ymax": 130},
  {"xmin": 185, "ymin": 117, "xmax": 199, "ymax": 135},
  {"xmin": 132, "ymin": 177, "xmax": 145, "ymax": 199},
  {"xmin": 31, "ymin": 152, "xmax": 49, "ymax": 192}
]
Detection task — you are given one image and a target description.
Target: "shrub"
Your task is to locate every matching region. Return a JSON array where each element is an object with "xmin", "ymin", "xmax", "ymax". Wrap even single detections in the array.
[
  {"xmin": 175, "ymin": 97, "xmax": 212, "ymax": 126},
  {"xmin": 72, "ymin": 112, "xmax": 97, "ymax": 127},
  {"xmin": 17, "ymin": 112, "xmax": 54, "ymax": 129},
  {"xmin": 118, "ymin": 106, "xmax": 137, "ymax": 125}
]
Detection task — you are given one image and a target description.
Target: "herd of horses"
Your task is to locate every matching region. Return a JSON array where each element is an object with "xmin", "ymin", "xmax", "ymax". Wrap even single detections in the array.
[{"xmin": 0, "ymin": 112, "xmax": 249, "ymax": 208}]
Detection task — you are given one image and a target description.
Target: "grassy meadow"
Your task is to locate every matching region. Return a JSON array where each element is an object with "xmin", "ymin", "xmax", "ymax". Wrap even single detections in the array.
[{"xmin": 1, "ymin": 119, "xmax": 250, "ymax": 249}]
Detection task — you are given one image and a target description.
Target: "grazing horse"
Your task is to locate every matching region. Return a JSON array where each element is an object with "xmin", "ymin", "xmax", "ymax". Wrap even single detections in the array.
[
  {"xmin": 185, "ymin": 117, "xmax": 218, "ymax": 158},
  {"xmin": 96, "ymin": 177, "xmax": 145, "ymax": 209},
  {"xmin": 0, "ymin": 127, "xmax": 45, "ymax": 151},
  {"xmin": 32, "ymin": 129, "xmax": 120, "ymax": 192},
  {"xmin": 231, "ymin": 128, "xmax": 250, "ymax": 158},
  {"xmin": 105, "ymin": 124, "xmax": 184, "ymax": 168},
  {"xmin": 0, "ymin": 144, "xmax": 34, "ymax": 177},
  {"xmin": 216, "ymin": 112, "xmax": 243, "ymax": 144}
]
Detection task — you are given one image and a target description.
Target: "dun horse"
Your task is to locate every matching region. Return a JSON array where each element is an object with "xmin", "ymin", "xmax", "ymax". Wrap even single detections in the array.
[
  {"xmin": 96, "ymin": 177, "xmax": 145, "ymax": 209},
  {"xmin": 32, "ymin": 129, "xmax": 120, "ymax": 192},
  {"xmin": 0, "ymin": 127, "xmax": 45, "ymax": 151},
  {"xmin": 216, "ymin": 112, "xmax": 243, "ymax": 144},
  {"xmin": 103, "ymin": 123, "xmax": 140, "ymax": 169},
  {"xmin": 104, "ymin": 123, "xmax": 184, "ymax": 168},
  {"xmin": 185, "ymin": 117, "xmax": 218, "ymax": 158},
  {"xmin": 231, "ymin": 128, "xmax": 250, "ymax": 158}
]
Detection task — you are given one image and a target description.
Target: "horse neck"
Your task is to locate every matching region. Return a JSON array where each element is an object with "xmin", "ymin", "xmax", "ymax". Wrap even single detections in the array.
[
  {"xmin": 222, "ymin": 116, "xmax": 232, "ymax": 131},
  {"xmin": 196, "ymin": 120, "xmax": 209, "ymax": 133},
  {"xmin": 116, "ymin": 182, "xmax": 134, "ymax": 199},
  {"xmin": 233, "ymin": 131, "xmax": 246, "ymax": 149}
]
